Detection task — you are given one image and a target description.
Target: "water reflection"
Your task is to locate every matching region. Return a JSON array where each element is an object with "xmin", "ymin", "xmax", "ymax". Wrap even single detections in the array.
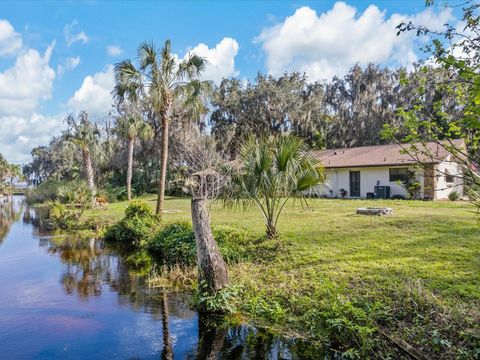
[
  {"xmin": 0, "ymin": 196, "xmax": 22, "ymax": 244},
  {"xmin": 0, "ymin": 197, "xmax": 325, "ymax": 359}
]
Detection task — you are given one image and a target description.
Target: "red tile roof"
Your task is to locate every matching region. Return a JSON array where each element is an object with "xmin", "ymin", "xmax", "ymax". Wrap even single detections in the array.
[{"xmin": 312, "ymin": 139, "xmax": 465, "ymax": 169}]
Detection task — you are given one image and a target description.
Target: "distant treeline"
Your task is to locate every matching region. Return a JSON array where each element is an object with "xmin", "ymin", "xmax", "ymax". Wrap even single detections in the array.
[{"xmin": 23, "ymin": 63, "xmax": 464, "ymax": 196}]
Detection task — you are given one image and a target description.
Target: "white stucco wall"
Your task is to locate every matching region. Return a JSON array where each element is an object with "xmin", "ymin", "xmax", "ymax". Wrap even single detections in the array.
[
  {"xmin": 434, "ymin": 157, "xmax": 463, "ymax": 200},
  {"xmin": 315, "ymin": 166, "xmax": 425, "ymax": 199}
]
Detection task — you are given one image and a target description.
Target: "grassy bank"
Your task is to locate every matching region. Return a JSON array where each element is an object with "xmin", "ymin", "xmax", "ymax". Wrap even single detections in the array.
[{"xmin": 85, "ymin": 196, "xmax": 479, "ymax": 358}]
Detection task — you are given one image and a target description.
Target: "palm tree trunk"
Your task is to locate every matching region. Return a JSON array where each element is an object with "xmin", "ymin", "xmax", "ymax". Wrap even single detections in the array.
[
  {"xmin": 126, "ymin": 137, "xmax": 134, "ymax": 201},
  {"xmin": 156, "ymin": 114, "xmax": 169, "ymax": 218},
  {"xmin": 191, "ymin": 198, "xmax": 228, "ymax": 297},
  {"xmin": 82, "ymin": 148, "xmax": 96, "ymax": 206},
  {"xmin": 266, "ymin": 219, "xmax": 277, "ymax": 239}
]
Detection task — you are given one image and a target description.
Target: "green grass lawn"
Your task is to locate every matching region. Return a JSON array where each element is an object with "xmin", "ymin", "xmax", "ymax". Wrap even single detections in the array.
[{"xmin": 86, "ymin": 196, "xmax": 480, "ymax": 358}]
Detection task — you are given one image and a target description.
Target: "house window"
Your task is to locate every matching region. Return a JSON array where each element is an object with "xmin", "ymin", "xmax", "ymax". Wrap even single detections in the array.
[
  {"xmin": 389, "ymin": 168, "xmax": 409, "ymax": 182},
  {"xmin": 445, "ymin": 170, "xmax": 455, "ymax": 184}
]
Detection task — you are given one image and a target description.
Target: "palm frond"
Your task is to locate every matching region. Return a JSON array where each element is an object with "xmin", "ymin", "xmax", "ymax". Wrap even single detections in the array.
[
  {"xmin": 113, "ymin": 60, "xmax": 143, "ymax": 103},
  {"xmin": 177, "ymin": 53, "xmax": 208, "ymax": 80},
  {"xmin": 138, "ymin": 41, "xmax": 157, "ymax": 71}
]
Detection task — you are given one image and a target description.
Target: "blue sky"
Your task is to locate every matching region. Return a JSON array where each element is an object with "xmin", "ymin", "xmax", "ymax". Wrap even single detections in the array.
[{"xmin": 0, "ymin": 1, "xmax": 460, "ymax": 163}]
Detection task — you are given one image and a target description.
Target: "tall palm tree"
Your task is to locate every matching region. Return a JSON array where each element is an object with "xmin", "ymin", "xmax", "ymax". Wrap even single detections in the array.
[
  {"xmin": 115, "ymin": 114, "xmax": 152, "ymax": 200},
  {"xmin": 65, "ymin": 111, "xmax": 99, "ymax": 206},
  {"xmin": 113, "ymin": 40, "xmax": 211, "ymax": 218}
]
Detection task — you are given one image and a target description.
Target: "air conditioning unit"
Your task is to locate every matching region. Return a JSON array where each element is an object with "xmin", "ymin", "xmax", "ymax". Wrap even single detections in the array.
[{"xmin": 374, "ymin": 186, "xmax": 391, "ymax": 199}]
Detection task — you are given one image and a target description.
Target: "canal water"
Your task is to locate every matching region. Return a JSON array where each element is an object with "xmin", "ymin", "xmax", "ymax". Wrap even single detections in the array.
[{"xmin": 0, "ymin": 197, "xmax": 318, "ymax": 359}]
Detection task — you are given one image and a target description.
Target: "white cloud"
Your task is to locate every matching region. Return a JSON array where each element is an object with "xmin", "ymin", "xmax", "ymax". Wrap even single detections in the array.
[
  {"xmin": 57, "ymin": 56, "xmax": 81, "ymax": 76},
  {"xmin": 106, "ymin": 45, "xmax": 123, "ymax": 57},
  {"xmin": 0, "ymin": 113, "xmax": 63, "ymax": 162},
  {"xmin": 68, "ymin": 65, "xmax": 114, "ymax": 115},
  {"xmin": 186, "ymin": 38, "xmax": 239, "ymax": 83},
  {"xmin": 0, "ymin": 21, "xmax": 61, "ymax": 163},
  {"xmin": 0, "ymin": 42, "xmax": 56, "ymax": 116},
  {"xmin": 64, "ymin": 20, "xmax": 89, "ymax": 46},
  {"xmin": 413, "ymin": 6, "xmax": 453, "ymax": 32},
  {"xmin": 66, "ymin": 38, "xmax": 239, "ymax": 118},
  {"xmin": 256, "ymin": 2, "xmax": 454, "ymax": 80},
  {"xmin": 0, "ymin": 19, "xmax": 22, "ymax": 56}
]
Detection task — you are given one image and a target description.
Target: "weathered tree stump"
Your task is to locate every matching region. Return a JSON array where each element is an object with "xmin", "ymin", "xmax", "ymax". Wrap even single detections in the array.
[
  {"xmin": 191, "ymin": 198, "xmax": 229, "ymax": 295},
  {"xmin": 356, "ymin": 207, "xmax": 393, "ymax": 216}
]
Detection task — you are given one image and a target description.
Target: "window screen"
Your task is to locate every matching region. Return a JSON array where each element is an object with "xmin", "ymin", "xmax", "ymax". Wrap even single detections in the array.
[{"xmin": 389, "ymin": 168, "xmax": 409, "ymax": 182}]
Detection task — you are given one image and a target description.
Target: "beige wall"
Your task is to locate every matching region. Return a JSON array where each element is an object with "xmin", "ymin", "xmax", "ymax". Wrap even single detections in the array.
[
  {"xmin": 316, "ymin": 166, "xmax": 425, "ymax": 199},
  {"xmin": 434, "ymin": 157, "xmax": 464, "ymax": 200}
]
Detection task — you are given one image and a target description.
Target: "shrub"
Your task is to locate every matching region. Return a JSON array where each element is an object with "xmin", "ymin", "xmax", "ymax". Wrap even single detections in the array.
[
  {"xmin": 147, "ymin": 222, "xmax": 251, "ymax": 267},
  {"xmin": 46, "ymin": 200, "xmax": 83, "ymax": 230},
  {"xmin": 124, "ymin": 200, "xmax": 154, "ymax": 218},
  {"xmin": 448, "ymin": 190, "xmax": 460, "ymax": 201},
  {"xmin": 213, "ymin": 226, "xmax": 251, "ymax": 264},
  {"xmin": 396, "ymin": 169, "xmax": 421, "ymax": 199},
  {"xmin": 148, "ymin": 222, "xmax": 197, "ymax": 266},
  {"xmin": 57, "ymin": 180, "xmax": 92, "ymax": 207},
  {"xmin": 390, "ymin": 194, "xmax": 406, "ymax": 200},
  {"xmin": 26, "ymin": 179, "xmax": 93, "ymax": 207},
  {"xmin": 193, "ymin": 281, "xmax": 240, "ymax": 313},
  {"xmin": 25, "ymin": 179, "xmax": 60, "ymax": 205},
  {"xmin": 100, "ymin": 185, "xmax": 128, "ymax": 203},
  {"xmin": 104, "ymin": 200, "xmax": 158, "ymax": 248}
]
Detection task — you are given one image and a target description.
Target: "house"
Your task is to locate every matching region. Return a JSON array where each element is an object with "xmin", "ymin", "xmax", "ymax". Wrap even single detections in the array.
[{"xmin": 311, "ymin": 140, "xmax": 465, "ymax": 200}]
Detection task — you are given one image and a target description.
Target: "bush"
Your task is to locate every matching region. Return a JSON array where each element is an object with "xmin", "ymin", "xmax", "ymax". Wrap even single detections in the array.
[
  {"xmin": 104, "ymin": 200, "xmax": 158, "ymax": 248},
  {"xmin": 448, "ymin": 190, "xmax": 460, "ymax": 201},
  {"xmin": 46, "ymin": 200, "xmax": 83, "ymax": 230},
  {"xmin": 148, "ymin": 222, "xmax": 197, "ymax": 266},
  {"xmin": 390, "ymin": 194, "xmax": 406, "ymax": 200},
  {"xmin": 100, "ymin": 185, "xmax": 128, "ymax": 203},
  {"xmin": 57, "ymin": 180, "xmax": 92, "ymax": 207},
  {"xmin": 26, "ymin": 179, "xmax": 93, "ymax": 207},
  {"xmin": 147, "ymin": 222, "xmax": 251, "ymax": 267},
  {"xmin": 213, "ymin": 226, "xmax": 251, "ymax": 264},
  {"xmin": 25, "ymin": 179, "xmax": 60, "ymax": 205}
]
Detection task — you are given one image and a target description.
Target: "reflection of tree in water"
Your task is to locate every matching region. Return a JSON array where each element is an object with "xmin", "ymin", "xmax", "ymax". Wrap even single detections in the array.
[
  {"xmin": 0, "ymin": 197, "xmax": 22, "ymax": 245},
  {"xmin": 22, "ymin": 206, "xmax": 51, "ymax": 237},
  {"xmin": 39, "ymin": 230, "xmax": 321, "ymax": 359},
  {"xmin": 161, "ymin": 291, "xmax": 173, "ymax": 360},
  {"xmin": 186, "ymin": 318, "xmax": 325, "ymax": 360},
  {"xmin": 42, "ymin": 236, "xmax": 133, "ymax": 298}
]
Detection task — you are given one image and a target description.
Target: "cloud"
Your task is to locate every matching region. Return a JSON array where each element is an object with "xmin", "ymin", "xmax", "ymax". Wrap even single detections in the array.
[
  {"xmin": 0, "ymin": 21, "xmax": 61, "ymax": 163},
  {"xmin": 256, "ymin": 2, "xmax": 454, "ymax": 80},
  {"xmin": 64, "ymin": 20, "xmax": 89, "ymax": 46},
  {"xmin": 68, "ymin": 65, "xmax": 114, "ymax": 115},
  {"xmin": 186, "ymin": 38, "xmax": 239, "ymax": 83},
  {"xmin": 0, "ymin": 42, "xmax": 56, "ymax": 116},
  {"xmin": 0, "ymin": 19, "xmax": 22, "ymax": 56},
  {"xmin": 106, "ymin": 45, "xmax": 123, "ymax": 57},
  {"xmin": 413, "ymin": 6, "xmax": 453, "ymax": 32},
  {"xmin": 57, "ymin": 56, "xmax": 81, "ymax": 76},
  {"xmin": 0, "ymin": 113, "xmax": 63, "ymax": 163}
]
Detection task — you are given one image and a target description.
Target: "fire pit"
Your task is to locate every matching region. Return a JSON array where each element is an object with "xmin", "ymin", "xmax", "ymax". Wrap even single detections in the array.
[{"xmin": 356, "ymin": 207, "xmax": 393, "ymax": 216}]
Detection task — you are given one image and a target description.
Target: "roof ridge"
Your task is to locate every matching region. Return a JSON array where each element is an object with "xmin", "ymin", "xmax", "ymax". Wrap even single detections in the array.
[{"xmin": 312, "ymin": 138, "xmax": 465, "ymax": 152}]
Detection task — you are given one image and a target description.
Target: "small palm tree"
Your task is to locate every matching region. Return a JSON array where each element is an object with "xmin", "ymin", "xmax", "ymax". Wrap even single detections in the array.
[
  {"xmin": 114, "ymin": 40, "xmax": 211, "ymax": 218},
  {"xmin": 115, "ymin": 114, "xmax": 152, "ymax": 200},
  {"xmin": 228, "ymin": 135, "xmax": 324, "ymax": 239},
  {"xmin": 65, "ymin": 111, "xmax": 99, "ymax": 206}
]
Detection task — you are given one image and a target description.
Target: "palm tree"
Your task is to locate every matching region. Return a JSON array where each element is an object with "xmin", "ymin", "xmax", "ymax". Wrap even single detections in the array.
[
  {"xmin": 65, "ymin": 111, "xmax": 99, "ymax": 206},
  {"xmin": 113, "ymin": 40, "xmax": 211, "ymax": 218},
  {"xmin": 228, "ymin": 135, "xmax": 325, "ymax": 239},
  {"xmin": 115, "ymin": 114, "xmax": 152, "ymax": 200}
]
